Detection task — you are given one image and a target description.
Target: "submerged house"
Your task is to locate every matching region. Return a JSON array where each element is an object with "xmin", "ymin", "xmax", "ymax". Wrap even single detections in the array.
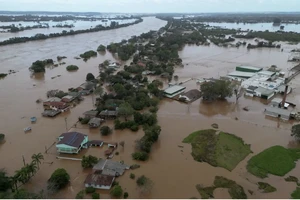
[
  {"xmin": 43, "ymin": 101, "xmax": 70, "ymax": 112},
  {"xmin": 264, "ymin": 106, "xmax": 291, "ymax": 121},
  {"xmin": 84, "ymin": 173, "xmax": 115, "ymax": 190},
  {"xmin": 179, "ymin": 89, "xmax": 201, "ymax": 102},
  {"xmin": 77, "ymin": 82, "xmax": 96, "ymax": 95},
  {"xmin": 254, "ymin": 87, "xmax": 275, "ymax": 100},
  {"xmin": 93, "ymin": 159, "xmax": 130, "ymax": 177},
  {"xmin": 99, "ymin": 110, "xmax": 118, "ymax": 119},
  {"xmin": 88, "ymin": 118, "xmax": 104, "ymax": 128},
  {"xmin": 164, "ymin": 85, "xmax": 186, "ymax": 98},
  {"xmin": 83, "ymin": 110, "xmax": 99, "ymax": 119},
  {"xmin": 56, "ymin": 132, "xmax": 88, "ymax": 154}
]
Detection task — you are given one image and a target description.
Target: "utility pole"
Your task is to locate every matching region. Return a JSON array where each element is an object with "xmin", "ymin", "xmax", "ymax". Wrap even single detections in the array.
[
  {"xmin": 22, "ymin": 155, "xmax": 26, "ymax": 166},
  {"xmin": 64, "ymin": 117, "xmax": 68, "ymax": 131}
]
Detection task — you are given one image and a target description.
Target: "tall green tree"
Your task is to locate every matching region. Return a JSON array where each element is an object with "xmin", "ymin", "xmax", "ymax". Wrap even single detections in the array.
[
  {"xmin": 86, "ymin": 73, "xmax": 95, "ymax": 81},
  {"xmin": 118, "ymin": 102, "xmax": 134, "ymax": 121},
  {"xmin": 0, "ymin": 170, "xmax": 11, "ymax": 192},
  {"xmin": 48, "ymin": 168, "xmax": 70, "ymax": 190},
  {"xmin": 31, "ymin": 153, "xmax": 44, "ymax": 169}
]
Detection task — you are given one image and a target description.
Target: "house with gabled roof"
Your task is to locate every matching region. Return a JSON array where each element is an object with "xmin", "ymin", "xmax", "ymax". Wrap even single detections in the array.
[{"xmin": 56, "ymin": 132, "xmax": 88, "ymax": 154}]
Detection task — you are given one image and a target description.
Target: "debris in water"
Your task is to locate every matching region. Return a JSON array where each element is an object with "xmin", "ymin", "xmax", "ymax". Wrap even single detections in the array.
[
  {"xmin": 243, "ymin": 107, "xmax": 249, "ymax": 111},
  {"xmin": 178, "ymin": 145, "xmax": 184, "ymax": 148},
  {"xmin": 211, "ymin": 123, "xmax": 219, "ymax": 129}
]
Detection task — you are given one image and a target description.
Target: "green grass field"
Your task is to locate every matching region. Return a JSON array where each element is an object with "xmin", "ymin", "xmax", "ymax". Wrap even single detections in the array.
[
  {"xmin": 196, "ymin": 176, "xmax": 247, "ymax": 199},
  {"xmin": 183, "ymin": 129, "xmax": 252, "ymax": 171},
  {"xmin": 291, "ymin": 188, "xmax": 300, "ymax": 199},
  {"xmin": 247, "ymin": 146, "xmax": 300, "ymax": 178}
]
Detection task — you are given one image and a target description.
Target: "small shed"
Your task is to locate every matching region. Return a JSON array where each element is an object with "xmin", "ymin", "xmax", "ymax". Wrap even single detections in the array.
[
  {"xmin": 88, "ymin": 118, "xmax": 103, "ymax": 128},
  {"xmin": 83, "ymin": 110, "xmax": 99, "ymax": 119},
  {"xmin": 264, "ymin": 106, "xmax": 291, "ymax": 121}
]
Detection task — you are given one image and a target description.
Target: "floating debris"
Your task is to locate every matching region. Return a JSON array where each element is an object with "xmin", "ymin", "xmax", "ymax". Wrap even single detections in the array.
[{"xmin": 211, "ymin": 123, "xmax": 219, "ymax": 129}]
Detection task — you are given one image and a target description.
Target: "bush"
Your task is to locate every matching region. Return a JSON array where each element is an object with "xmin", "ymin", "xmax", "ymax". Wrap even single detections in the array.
[
  {"xmin": 136, "ymin": 175, "xmax": 147, "ymax": 186},
  {"xmin": 97, "ymin": 44, "xmax": 106, "ymax": 52},
  {"xmin": 92, "ymin": 192, "xmax": 100, "ymax": 199},
  {"xmin": 100, "ymin": 126, "xmax": 112, "ymax": 136},
  {"xmin": 130, "ymin": 124, "xmax": 139, "ymax": 132},
  {"xmin": 48, "ymin": 168, "xmax": 70, "ymax": 190},
  {"xmin": 80, "ymin": 117, "xmax": 90, "ymax": 125},
  {"xmin": 149, "ymin": 106, "xmax": 158, "ymax": 113},
  {"xmin": 132, "ymin": 152, "xmax": 149, "ymax": 161},
  {"xmin": 76, "ymin": 190, "xmax": 85, "ymax": 199},
  {"xmin": 85, "ymin": 187, "xmax": 96, "ymax": 194},
  {"xmin": 66, "ymin": 65, "xmax": 79, "ymax": 71},
  {"xmin": 0, "ymin": 133, "xmax": 5, "ymax": 142},
  {"xmin": 86, "ymin": 73, "xmax": 95, "ymax": 81},
  {"xmin": 80, "ymin": 50, "xmax": 97, "ymax": 59},
  {"xmin": 124, "ymin": 192, "xmax": 129, "ymax": 199},
  {"xmin": 110, "ymin": 185, "xmax": 123, "ymax": 198},
  {"xmin": 0, "ymin": 73, "xmax": 7, "ymax": 78},
  {"xmin": 130, "ymin": 173, "xmax": 135, "ymax": 179},
  {"xmin": 115, "ymin": 152, "xmax": 119, "ymax": 155},
  {"xmin": 81, "ymin": 155, "xmax": 98, "ymax": 168}
]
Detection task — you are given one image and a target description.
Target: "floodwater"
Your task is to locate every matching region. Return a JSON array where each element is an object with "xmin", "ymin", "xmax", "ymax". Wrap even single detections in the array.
[
  {"xmin": 1, "ymin": 16, "xmax": 300, "ymax": 199},
  {"xmin": 0, "ymin": 19, "xmax": 136, "ymax": 42},
  {"xmin": 205, "ymin": 22, "xmax": 300, "ymax": 33}
]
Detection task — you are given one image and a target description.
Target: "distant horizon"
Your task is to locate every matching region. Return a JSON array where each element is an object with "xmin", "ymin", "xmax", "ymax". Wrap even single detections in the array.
[
  {"xmin": 0, "ymin": 0, "xmax": 299, "ymax": 13},
  {"xmin": 1, "ymin": 10, "xmax": 300, "ymax": 15}
]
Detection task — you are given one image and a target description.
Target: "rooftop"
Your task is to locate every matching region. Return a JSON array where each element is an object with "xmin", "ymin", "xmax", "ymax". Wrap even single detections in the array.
[
  {"xmin": 62, "ymin": 95, "xmax": 75, "ymax": 100},
  {"xmin": 265, "ymin": 106, "xmax": 291, "ymax": 116},
  {"xmin": 44, "ymin": 97, "xmax": 62, "ymax": 103},
  {"xmin": 164, "ymin": 85, "xmax": 186, "ymax": 95},
  {"xmin": 258, "ymin": 71, "xmax": 276, "ymax": 77},
  {"xmin": 228, "ymin": 71, "xmax": 256, "ymax": 78},
  {"xmin": 84, "ymin": 173, "xmax": 115, "ymax": 187},
  {"xmin": 93, "ymin": 159, "xmax": 129, "ymax": 176},
  {"xmin": 236, "ymin": 65, "xmax": 263, "ymax": 71},
  {"xmin": 57, "ymin": 132, "xmax": 87, "ymax": 148},
  {"xmin": 255, "ymin": 87, "xmax": 274, "ymax": 96},
  {"xmin": 84, "ymin": 110, "xmax": 99, "ymax": 116},
  {"xmin": 88, "ymin": 118, "xmax": 102, "ymax": 125}
]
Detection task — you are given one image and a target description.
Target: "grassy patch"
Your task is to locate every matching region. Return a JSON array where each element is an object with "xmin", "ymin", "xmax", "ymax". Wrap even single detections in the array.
[
  {"xmin": 215, "ymin": 132, "xmax": 252, "ymax": 171},
  {"xmin": 196, "ymin": 176, "xmax": 247, "ymax": 199},
  {"xmin": 195, "ymin": 185, "xmax": 215, "ymax": 199},
  {"xmin": 247, "ymin": 146, "xmax": 300, "ymax": 178},
  {"xmin": 285, "ymin": 176, "xmax": 300, "ymax": 186},
  {"xmin": 291, "ymin": 188, "xmax": 300, "ymax": 199},
  {"xmin": 257, "ymin": 182, "xmax": 277, "ymax": 193},
  {"xmin": 183, "ymin": 129, "xmax": 251, "ymax": 171}
]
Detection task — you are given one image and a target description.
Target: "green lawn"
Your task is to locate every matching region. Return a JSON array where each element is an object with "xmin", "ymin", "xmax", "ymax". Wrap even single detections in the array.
[
  {"xmin": 196, "ymin": 176, "xmax": 247, "ymax": 199},
  {"xmin": 291, "ymin": 188, "xmax": 300, "ymax": 199},
  {"xmin": 247, "ymin": 146, "xmax": 300, "ymax": 178},
  {"xmin": 257, "ymin": 182, "xmax": 277, "ymax": 193},
  {"xmin": 183, "ymin": 129, "xmax": 252, "ymax": 171}
]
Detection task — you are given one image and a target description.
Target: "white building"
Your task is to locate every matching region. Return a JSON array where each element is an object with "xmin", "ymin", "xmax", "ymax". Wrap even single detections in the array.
[{"xmin": 164, "ymin": 85, "xmax": 186, "ymax": 98}]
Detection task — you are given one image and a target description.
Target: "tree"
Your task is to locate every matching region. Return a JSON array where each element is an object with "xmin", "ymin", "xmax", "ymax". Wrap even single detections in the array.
[
  {"xmin": 110, "ymin": 185, "xmax": 123, "ymax": 198},
  {"xmin": 48, "ymin": 168, "xmax": 70, "ymax": 190},
  {"xmin": 118, "ymin": 102, "xmax": 134, "ymax": 121},
  {"xmin": 81, "ymin": 155, "xmax": 98, "ymax": 168},
  {"xmin": 100, "ymin": 126, "xmax": 112, "ymax": 136},
  {"xmin": 132, "ymin": 152, "xmax": 149, "ymax": 161},
  {"xmin": 124, "ymin": 192, "xmax": 129, "ymax": 199},
  {"xmin": 76, "ymin": 190, "xmax": 85, "ymax": 199},
  {"xmin": 0, "ymin": 133, "xmax": 4, "ymax": 142},
  {"xmin": 97, "ymin": 44, "xmax": 106, "ymax": 52},
  {"xmin": 31, "ymin": 153, "xmax": 44, "ymax": 169},
  {"xmin": 92, "ymin": 192, "xmax": 100, "ymax": 199},
  {"xmin": 66, "ymin": 65, "xmax": 79, "ymax": 71},
  {"xmin": 201, "ymin": 80, "xmax": 233, "ymax": 101},
  {"xmin": 119, "ymin": 141, "xmax": 125, "ymax": 148},
  {"xmin": 85, "ymin": 187, "xmax": 96, "ymax": 194},
  {"xmin": 136, "ymin": 175, "xmax": 153, "ymax": 195},
  {"xmin": 291, "ymin": 124, "xmax": 300, "ymax": 141},
  {"xmin": 86, "ymin": 73, "xmax": 95, "ymax": 81},
  {"xmin": 0, "ymin": 170, "xmax": 11, "ymax": 192}
]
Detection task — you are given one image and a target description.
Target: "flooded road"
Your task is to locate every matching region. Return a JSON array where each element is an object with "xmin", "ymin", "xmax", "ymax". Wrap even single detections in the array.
[{"xmin": 0, "ymin": 16, "xmax": 300, "ymax": 198}]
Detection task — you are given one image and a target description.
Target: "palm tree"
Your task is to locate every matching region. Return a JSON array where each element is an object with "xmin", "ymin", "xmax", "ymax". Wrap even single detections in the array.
[
  {"xmin": 31, "ymin": 153, "xmax": 44, "ymax": 169},
  {"xmin": 15, "ymin": 169, "xmax": 27, "ymax": 184},
  {"xmin": 27, "ymin": 163, "xmax": 38, "ymax": 177}
]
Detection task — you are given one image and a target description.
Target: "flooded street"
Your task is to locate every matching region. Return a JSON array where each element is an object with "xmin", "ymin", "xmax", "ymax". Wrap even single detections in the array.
[{"xmin": 1, "ymin": 16, "xmax": 300, "ymax": 198}]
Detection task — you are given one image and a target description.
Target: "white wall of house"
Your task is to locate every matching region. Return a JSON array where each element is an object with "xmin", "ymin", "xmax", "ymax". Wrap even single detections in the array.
[{"xmin": 56, "ymin": 144, "xmax": 79, "ymax": 154}]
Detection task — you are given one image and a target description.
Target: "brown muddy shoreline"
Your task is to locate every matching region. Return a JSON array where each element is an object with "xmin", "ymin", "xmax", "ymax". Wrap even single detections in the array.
[{"xmin": 1, "ymin": 17, "xmax": 300, "ymax": 199}]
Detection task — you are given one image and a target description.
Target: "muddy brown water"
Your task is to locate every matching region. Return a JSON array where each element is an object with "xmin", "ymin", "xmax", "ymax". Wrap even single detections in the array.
[{"xmin": 1, "ymin": 17, "xmax": 300, "ymax": 198}]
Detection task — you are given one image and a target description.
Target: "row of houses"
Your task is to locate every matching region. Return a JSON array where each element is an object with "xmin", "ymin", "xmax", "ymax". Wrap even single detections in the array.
[{"xmin": 42, "ymin": 81, "xmax": 97, "ymax": 117}]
